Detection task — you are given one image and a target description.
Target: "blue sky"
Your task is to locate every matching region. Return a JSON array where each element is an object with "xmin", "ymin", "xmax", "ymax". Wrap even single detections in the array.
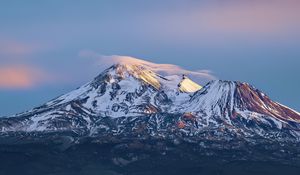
[{"xmin": 0, "ymin": 0, "xmax": 299, "ymax": 116}]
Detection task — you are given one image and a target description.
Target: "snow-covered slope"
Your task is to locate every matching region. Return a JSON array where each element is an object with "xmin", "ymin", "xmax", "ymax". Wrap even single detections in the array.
[
  {"xmin": 45, "ymin": 63, "xmax": 199, "ymax": 117},
  {"xmin": 180, "ymin": 80, "xmax": 300, "ymax": 124}
]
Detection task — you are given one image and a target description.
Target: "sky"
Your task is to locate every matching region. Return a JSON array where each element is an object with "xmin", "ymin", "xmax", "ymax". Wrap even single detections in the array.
[{"xmin": 0, "ymin": 0, "xmax": 299, "ymax": 116}]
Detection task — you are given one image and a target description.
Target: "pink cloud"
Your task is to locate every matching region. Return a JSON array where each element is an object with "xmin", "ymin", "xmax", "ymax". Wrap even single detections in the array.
[{"xmin": 0, "ymin": 66, "xmax": 49, "ymax": 89}]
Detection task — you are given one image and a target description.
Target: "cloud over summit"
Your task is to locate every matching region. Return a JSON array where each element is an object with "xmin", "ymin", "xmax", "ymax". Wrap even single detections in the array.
[{"xmin": 79, "ymin": 50, "xmax": 216, "ymax": 84}]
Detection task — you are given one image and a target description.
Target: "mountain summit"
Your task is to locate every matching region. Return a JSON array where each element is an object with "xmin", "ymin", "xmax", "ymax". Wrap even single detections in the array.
[{"xmin": 178, "ymin": 74, "xmax": 202, "ymax": 93}]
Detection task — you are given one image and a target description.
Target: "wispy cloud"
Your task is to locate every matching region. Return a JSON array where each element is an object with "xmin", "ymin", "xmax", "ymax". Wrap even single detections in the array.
[
  {"xmin": 0, "ymin": 40, "xmax": 37, "ymax": 56},
  {"xmin": 139, "ymin": 1, "xmax": 300, "ymax": 39},
  {"xmin": 0, "ymin": 65, "xmax": 50, "ymax": 89},
  {"xmin": 200, "ymin": 1, "xmax": 300, "ymax": 34},
  {"xmin": 79, "ymin": 50, "xmax": 216, "ymax": 84}
]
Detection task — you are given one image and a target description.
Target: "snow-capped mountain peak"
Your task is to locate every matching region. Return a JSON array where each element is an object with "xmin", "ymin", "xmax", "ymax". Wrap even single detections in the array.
[
  {"xmin": 178, "ymin": 74, "xmax": 202, "ymax": 93},
  {"xmin": 111, "ymin": 63, "xmax": 162, "ymax": 90},
  {"xmin": 174, "ymin": 80, "xmax": 300, "ymax": 136}
]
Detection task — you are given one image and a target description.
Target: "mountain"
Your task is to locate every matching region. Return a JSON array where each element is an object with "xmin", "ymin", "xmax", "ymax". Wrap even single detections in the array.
[
  {"xmin": 1, "ymin": 61, "xmax": 300, "ymax": 175},
  {"xmin": 1, "ymin": 62, "xmax": 299, "ymax": 138}
]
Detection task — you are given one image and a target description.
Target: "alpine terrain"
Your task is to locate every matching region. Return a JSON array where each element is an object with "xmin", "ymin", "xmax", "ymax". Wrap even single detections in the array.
[{"xmin": 1, "ymin": 59, "xmax": 300, "ymax": 175}]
